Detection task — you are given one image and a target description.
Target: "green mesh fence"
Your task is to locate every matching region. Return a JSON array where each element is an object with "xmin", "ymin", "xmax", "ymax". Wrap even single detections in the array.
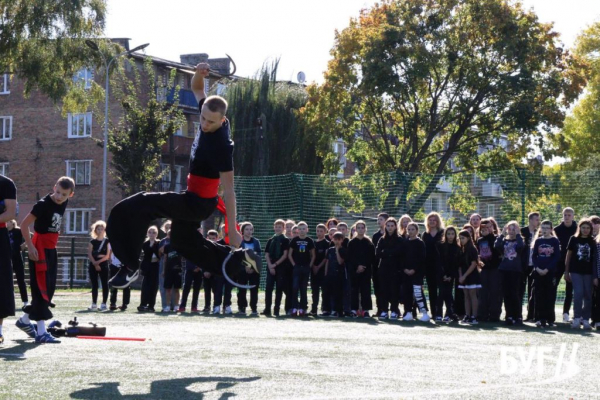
[{"xmin": 231, "ymin": 169, "xmax": 600, "ymax": 303}]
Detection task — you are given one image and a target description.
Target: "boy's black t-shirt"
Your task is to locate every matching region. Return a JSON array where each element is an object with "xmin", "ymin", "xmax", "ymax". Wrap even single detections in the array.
[
  {"xmin": 31, "ymin": 194, "xmax": 68, "ymax": 234},
  {"xmin": 0, "ymin": 175, "xmax": 17, "ymax": 209},
  {"xmin": 163, "ymin": 243, "xmax": 182, "ymax": 271},
  {"xmin": 554, "ymin": 222, "xmax": 578, "ymax": 259},
  {"xmin": 142, "ymin": 240, "xmax": 161, "ymax": 263},
  {"xmin": 90, "ymin": 238, "xmax": 110, "ymax": 267},
  {"xmin": 265, "ymin": 234, "xmax": 290, "ymax": 261},
  {"xmin": 314, "ymin": 238, "xmax": 330, "ymax": 266},
  {"xmin": 189, "ymin": 98, "xmax": 234, "ymax": 179},
  {"xmin": 567, "ymin": 236, "xmax": 596, "ymax": 275},
  {"xmin": 289, "ymin": 236, "xmax": 315, "ymax": 266}
]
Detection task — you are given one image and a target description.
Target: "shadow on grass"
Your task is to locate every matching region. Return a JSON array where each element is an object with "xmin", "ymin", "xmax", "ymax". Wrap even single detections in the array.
[
  {"xmin": 0, "ymin": 339, "xmax": 37, "ymax": 361},
  {"xmin": 70, "ymin": 376, "xmax": 261, "ymax": 399}
]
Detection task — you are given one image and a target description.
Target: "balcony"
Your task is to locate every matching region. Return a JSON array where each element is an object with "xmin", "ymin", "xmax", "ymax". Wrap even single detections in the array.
[
  {"xmin": 158, "ymin": 88, "xmax": 199, "ymax": 110},
  {"xmin": 482, "ymin": 182, "xmax": 503, "ymax": 197},
  {"xmin": 436, "ymin": 177, "xmax": 452, "ymax": 193}
]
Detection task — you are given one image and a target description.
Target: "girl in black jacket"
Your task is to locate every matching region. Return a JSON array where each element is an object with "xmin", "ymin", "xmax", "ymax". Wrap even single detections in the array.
[
  {"xmin": 138, "ymin": 226, "xmax": 161, "ymax": 312},
  {"xmin": 401, "ymin": 223, "xmax": 429, "ymax": 322},
  {"xmin": 435, "ymin": 226, "xmax": 460, "ymax": 322},
  {"xmin": 375, "ymin": 218, "xmax": 403, "ymax": 320}
]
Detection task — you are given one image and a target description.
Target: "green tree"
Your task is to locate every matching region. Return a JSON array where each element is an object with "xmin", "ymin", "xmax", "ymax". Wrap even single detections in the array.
[
  {"xmin": 552, "ymin": 22, "xmax": 600, "ymax": 169},
  {"xmin": 107, "ymin": 58, "xmax": 185, "ymax": 196},
  {"xmin": 0, "ymin": 0, "xmax": 106, "ymax": 103},
  {"xmin": 224, "ymin": 60, "xmax": 322, "ymax": 176},
  {"xmin": 301, "ymin": 0, "xmax": 585, "ymax": 216}
]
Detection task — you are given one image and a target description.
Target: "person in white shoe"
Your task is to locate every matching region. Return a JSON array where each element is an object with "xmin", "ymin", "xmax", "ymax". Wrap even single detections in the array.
[
  {"xmin": 565, "ymin": 219, "xmax": 596, "ymax": 329},
  {"xmin": 374, "ymin": 218, "xmax": 403, "ymax": 320},
  {"xmin": 0, "ymin": 175, "xmax": 18, "ymax": 345},
  {"xmin": 401, "ymin": 223, "xmax": 429, "ymax": 322},
  {"xmin": 457, "ymin": 230, "xmax": 482, "ymax": 324},
  {"xmin": 87, "ymin": 221, "xmax": 110, "ymax": 312},
  {"xmin": 531, "ymin": 221, "xmax": 561, "ymax": 328}
]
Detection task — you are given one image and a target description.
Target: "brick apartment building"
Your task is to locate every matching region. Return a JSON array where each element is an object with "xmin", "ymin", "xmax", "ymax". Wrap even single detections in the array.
[{"xmin": 0, "ymin": 38, "xmax": 231, "ymax": 285}]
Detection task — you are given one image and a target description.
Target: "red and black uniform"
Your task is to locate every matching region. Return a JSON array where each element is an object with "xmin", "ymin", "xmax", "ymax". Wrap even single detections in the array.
[
  {"xmin": 0, "ymin": 175, "xmax": 17, "ymax": 320},
  {"xmin": 106, "ymin": 98, "xmax": 236, "ymax": 276},
  {"xmin": 26, "ymin": 193, "xmax": 68, "ymax": 321}
]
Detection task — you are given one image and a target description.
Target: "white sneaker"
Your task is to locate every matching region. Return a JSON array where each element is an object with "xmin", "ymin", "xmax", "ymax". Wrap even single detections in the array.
[
  {"xmin": 162, "ymin": 306, "xmax": 171, "ymax": 312},
  {"xmin": 88, "ymin": 303, "xmax": 97, "ymax": 311},
  {"xmin": 224, "ymin": 306, "xmax": 232, "ymax": 315},
  {"xmin": 213, "ymin": 306, "xmax": 221, "ymax": 314},
  {"xmin": 571, "ymin": 317, "xmax": 580, "ymax": 329},
  {"xmin": 535, "ymin": 320, "xmax": 542, "ymax": 327},
  {"xmin": 100, "ymin": 303, "xmax": 107, "ymax": 311},
  {"xmin": 582, "ymin": 320, "xmax": 592, "ymax": 330},
  {"xmin": 419, "ymin": 312, "xmax": 430, "ymax": 322},
  {"xmin": 403, "ymin": 312, "xmax": 414, "ymax": 321},
  {"xmin": 390, "ymin": 312, "xmax": 399, "ymax": 320},
  {"xmin": 563, "ymin": 313, "xmax": 570, "ymax": 323},
  {"xmin": 23, "ymin": 302, "xmax": 29, "ymax": 308}
]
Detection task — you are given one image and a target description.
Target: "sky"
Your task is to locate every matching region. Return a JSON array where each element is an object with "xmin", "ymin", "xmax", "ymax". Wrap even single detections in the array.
[{"xmin": 105, "ymin": 0, "xmax": 600, "ymax": 84}]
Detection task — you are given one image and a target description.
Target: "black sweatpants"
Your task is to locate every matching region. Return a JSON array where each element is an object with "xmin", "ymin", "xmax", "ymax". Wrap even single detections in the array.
[
  {"xmin": 310, "ymin": 267, "xmax": 325, "ymax": 313},
  {"xmin": 501, "ymin": 270, "xmax": 522, "ymax": 321},
  {"xmin": 425, "ymin": 264, "xmax": 438, "ymax": 314},
  {"xmin": 265, "ymin": 266, "xmax": 286, "ymax": 312},
  {"xmin": 140, "ymin": 262, "xmax": 159, "ymax": 309},
  {"xmin": 181, "ymin": 269, "xmax": 202, "ymax": 309},
  {"xmin": 214, "ymin": 278, "xmax": 233, "ymax": 308},
  {"xmin": 292, "ymin": 265, "xmax": 310, "ymax": 310},
  {"xmin": 106, "ymin": 191, "xmax": 230, "ymax": 275},
  {"xmin": 533, "ymin": 271, "xmax": 554, "ymax": 322},
  {"xmin": 109, "ymin": 265, "xmax": 130, "ymax": 306},
  {"xmin": 0, "ymin": 228, "xmax": 15, "ymax": 319},
  {"xmin": 591, "ymin": 285, "xmax": 600, "ymax": 325},
  {"xmin": 202, "ymin": 274, "xmax": 214, "ymax": 309},
  {"xmin": 282, "ymin": 264, "xmax": 293, "ymax": 312},
  {"xmin": 27, "ymin": 249, "xmax": 57, "ymax": 321},
  {"xmin": 237, "ymin": 271, "xmax": 260, "ymax": 311},
  {"xmin": 552, "ymin": 262, "xmax": 573, "ymax": 322},
  {"xmin": 88, "ymin": 263, "xmax": 109, "ymax": 304},
  {"xmin": 378, "ymin": 264, "xmax": 399, "ymax": 314},
  {"xmin": 454, "ymin": 280, "xmax": 465, "ymax": 316},
  {"xmin": 478, "ymin": 268, "xmax": 503, "ymax": 321},
  {"xmin": 520, "ymin": 267, "xmax": 534, "ymax": 320},
  {"xmin": 11, "ymin": 250, "xmax": 28, "ymax": 303},
  {"xmin": 351, "ymin": 270, "xmax": 372, "ymax": 311},
  {"xmin": 402, "ymin": 273, "xmax": 427, "ymax": 314},
  {"xmin": 372, "ymin": 263, "xmax": 384, "ymax": 313},
  {"xmin": 435, "ymin": 275, "xmax": 454, "ymax": 318},
  {"xmin": 323, "ymin": 273, "xmax": 346, "ymax": 314}
]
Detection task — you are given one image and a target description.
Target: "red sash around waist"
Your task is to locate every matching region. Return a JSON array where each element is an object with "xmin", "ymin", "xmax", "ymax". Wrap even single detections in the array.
[
  {"xmin": 187, "ymin": 174, "xmax": 220, "ymax": 199},
  {"xmin": 0, "ymin": 223, "xmax": 5, "ymax": 228}
]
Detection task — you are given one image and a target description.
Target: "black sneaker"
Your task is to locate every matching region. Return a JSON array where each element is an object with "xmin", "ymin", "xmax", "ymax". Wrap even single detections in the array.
[
  {"xmin": 137, "ymin": 305, "xmax": 148, "ymax": 312},
  {"xmin": 504, "ymin": 318, "xmax": 514, "ymax": 326},
  {"xmin": 514, "ymin": 318, "xmax": 524, "ymax": 326},
  {"xmin": 109, "ymin": 304, "xmax": 118, "ymax": 311},
  {"xmin": 237, "ymin": 308, "xmax": 246, "ymax": 315},
  {"xmin": 261, "ymin": 309, "xmax": 271, "ymax": 316},
  {"xmin": 363, "ymin": 311, "xmax": 370, "ymax": 318},
  {"xmin": 330, "ymin": 311, "xmax": 339, "ymax": 317},
  {"xmin": 273, "ymin": 308, "xmax": 280, "ymax": 317},
  {"xmin": 320, "ymin": 311, "xmax": 331, "ymax": 317},
  {"xmin": 109, "ymin": 267, "xmax": 140, "ymax": 289},
  {"xmin": 470, "ymin": 317, "xmax": 479, "ymax": 325},
  {"xmin": 118, "ymin": 305, "xmax": 128, "ymax": 311}
]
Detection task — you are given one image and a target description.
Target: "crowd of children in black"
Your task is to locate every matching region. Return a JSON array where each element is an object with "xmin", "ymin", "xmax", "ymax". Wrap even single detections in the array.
[
  {"xmin": 2, "ymin": 172, "xmax": 600, "ymax": 346},
  {"xmin": 84, "ymin": 208, "xmax": 599, "ymax": 330}
]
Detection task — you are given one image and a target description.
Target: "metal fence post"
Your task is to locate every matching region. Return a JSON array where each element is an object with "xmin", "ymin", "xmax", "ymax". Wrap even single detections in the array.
[
  {"xmin": 69, "ymin": 238, "xmax": 75, "ymax": 289},
  {"xmin": 516, "ymin": 167, "xmax": 527, "ymax": 227}
]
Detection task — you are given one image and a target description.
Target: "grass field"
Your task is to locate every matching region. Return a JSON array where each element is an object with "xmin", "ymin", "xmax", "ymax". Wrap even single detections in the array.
[{"xmin": 0, "ymin": 290, "xmax": 598, "ymax": 400}]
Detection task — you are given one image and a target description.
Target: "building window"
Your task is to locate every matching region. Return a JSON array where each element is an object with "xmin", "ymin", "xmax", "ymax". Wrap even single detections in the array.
[
  {"xmin": 160, "ymin": 164, "xmax": 183, "ymax": 192},
  {"xmin": 65, "ymin": 209, "xmax": 92, "ymax": 234},
  {"xmin": 60, "ymin": 257, "xmax": 89, "ymax": 283},
  {"xmin": 0, "ymin": 116, "xmax": 12, "ymax": 141},
  {"xmin": 66, "ymin": 160, "xmax": 92, "ymax": 185},
  {"xmin": 73, "ymin": 68, "xmax": 94, "ymax": 89},
  {"xmin": 0, "ymin": 74, "xmax": 9, "ymax": 94},
  {"xmin": 487, "ymin": 204, "xmax": 495, "ymax": 218},
  {"xmin": 0, "ymin": 162, "xmax": 8, "ymax": 177},
  {"xmin": 193, "ymin": 122, "xmax": 200, "ymax": 135},
  {"xmin": 68, "ymin": 112, "xmax": 92, "ymax": 138},
  {"xmin": 431, "ymin": 196, "xmax": 441, "ymax": 213}
]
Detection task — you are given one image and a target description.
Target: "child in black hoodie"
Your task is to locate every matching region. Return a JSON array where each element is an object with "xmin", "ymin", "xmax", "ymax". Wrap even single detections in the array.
[
  {"xmin": 477, "ymin": 219, "xmax": 502, "ymax": 322},
  {"xmin": 375, "ymin": 218, "xmax": 403, "ymax": 320},
  {"xmin": 435, "ymin": 226, "xmax": 460, "ymax": 322},
  {"xmin": 401, "ymin": 223, "xmax": 429, "ymax": 322}
]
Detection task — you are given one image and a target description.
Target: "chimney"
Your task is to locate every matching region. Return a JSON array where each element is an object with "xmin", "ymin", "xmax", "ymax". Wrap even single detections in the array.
[
  {"xmin": 110, "ymin": 38, "xmax": 131, "ymax": 51},
  {"xmin": 180, "ymin": 53, "xmax": 209, "ymax": 66},
  {"xmin": 207, "ymin": 57, "xmax": 231, "ymax": 76}
]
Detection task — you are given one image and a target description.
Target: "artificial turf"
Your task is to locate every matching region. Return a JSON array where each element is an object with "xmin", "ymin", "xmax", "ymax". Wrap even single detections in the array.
[{"xmin": 0, "ymin": 290, "xmax": 598, "ymax": 399}]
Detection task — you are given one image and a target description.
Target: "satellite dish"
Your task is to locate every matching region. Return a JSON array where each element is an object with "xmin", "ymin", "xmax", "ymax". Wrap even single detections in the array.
[{"xmin": 297, "ymin": 71, "xmax": 306, "ymax": 84}]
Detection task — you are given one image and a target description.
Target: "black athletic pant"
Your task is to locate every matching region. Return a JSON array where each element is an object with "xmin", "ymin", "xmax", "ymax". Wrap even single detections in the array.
[
  {"xmin": 202, "ymin": 274, "xmax": 213, "ymax": 309},
  {"xmin": 478, "ymin": 268, "xmax": 503, "ymax": 321},
  {"xmin": 323, "ymin": 273, "xmax": 346, "ymax": 314},
  {"xmin": 454, "ymin": 280, "xmax": 465, "ymax": 316},
  {"xmin": 552, "ymin": 262, "xmax": 573, "ymax": 322},
  {"xmin": 402, "ymin": 273, "xmax": 427, "ymax": 314},
  {"xmin": 214, "ymin": 279, "xmax": 232, "ymax": 308},
  {"xmin": 378, "ymin": 265, "xmax": 399, "ymax": 314},
  {"xmin": 351, "ymin": 270, "xmax": 372, "ymax": 311},
  {"xmin": 109, "ymin": 265, "xmax": 130, "ymax": 306},
  {"xmin": 533, "ymin": 271, "xmax": 554, "ymax": 322},
  {"xmin": 12, "ymin": 251, "xmax": 28, "ymax": 303},
  {"xmin": 181, "ymin": 269, "xmax": 202, "ymax": 309},
  {"xmin": 0, "ymin": 228, "xmax": 15, "ymax": 320},
  {"xmin": 425, "ymin": 264, "xmax": 438, "ymax": 314},
  {"xmin": 282, "ymin": 264, "xmax": 293, "ymax": 312},
  {"xmin": 372, "ymin": 263, "xmax": 384, "ymax": 313},
  {"xmin": 520, "ymin": 267, "xmax": 534, "ymax": 319},
  {"xmin": 310, "ymin": 267, "xmax": 325, "ymax": 312},
  {"xmin": 140, "ymin": 262, "xmax": 159, "ymax": 309},
  {"xmin": 106, "ymin": 191, "xmax": 230, "ymax": 275},
  {"xmin": 436, "ymin": 275, "xmax": 454, "ymax": 318},
  {"xmin": 237, "ymin": 271, "xmax": 260, "ymax": 311},
  {"xmin": 292, "ymin": 265, "xmax": 310, "ymax": 310},
  {"xmin": 501, "ymin": 270, "xmax": 523, "ymax": 321},
  {"xmin": 27, "ymin": 249, "xmax": 57, "ymax": 321},
  {"xmin": 264, "ymin": 268, "xmax": 284, "ymax": 312},
  {"xmin": 88, "ymin": 263, "xmax": 109, "ymax": 304},
  {"xmin": 591, "ymin": 285, "xmax": 600, "ymax": 325}
]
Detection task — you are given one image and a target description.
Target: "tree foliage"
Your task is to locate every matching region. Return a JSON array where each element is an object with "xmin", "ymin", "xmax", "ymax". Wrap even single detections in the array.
[
  {"xmin": 0, "ymin": 0, "xmax": 106, "ymax": 103},
  {"xmin": 223, "ymin": 60, "xmax": 322, "ymax": 176},
  {"xmin": 301, "ymin": 0, "xmax": 585, "ymax": 215},
  {"xmin": 107, "ymin": 58, "xmax": 185, "ymax": 196}
]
